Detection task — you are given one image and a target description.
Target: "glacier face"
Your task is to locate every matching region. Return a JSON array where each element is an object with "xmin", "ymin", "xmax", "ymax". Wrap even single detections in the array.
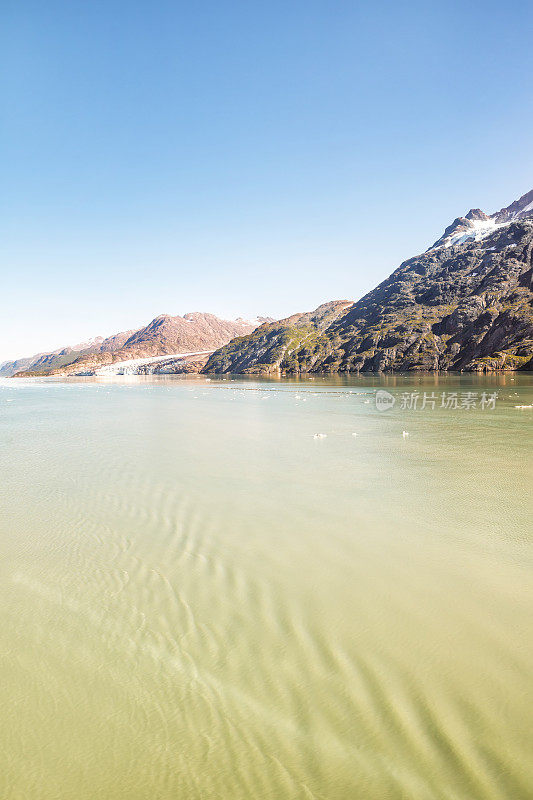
[{"xmin": 93, "ymin": 351, "xmax": 214, "ymax": 376}]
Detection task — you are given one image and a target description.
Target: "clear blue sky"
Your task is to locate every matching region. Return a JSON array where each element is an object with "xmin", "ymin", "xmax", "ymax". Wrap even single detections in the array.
[{"xmin": 2, "ymin": 0, "xmax": 532, "ymax": 362}]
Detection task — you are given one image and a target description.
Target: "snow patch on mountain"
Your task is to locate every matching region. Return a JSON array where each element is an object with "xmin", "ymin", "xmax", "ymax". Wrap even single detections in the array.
[{"xmin": 430, "ymin": 188, "xmax": 533, "ymax": 250}]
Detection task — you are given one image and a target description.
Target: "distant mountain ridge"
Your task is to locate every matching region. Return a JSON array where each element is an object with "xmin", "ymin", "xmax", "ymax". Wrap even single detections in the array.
[
  {"xmin": 204, "ymin": 188, "xmax": 533, "ymax": 374},
  {"xmin": 0, "ymin": 335, "xmax": 123, "ymax": 378},
  {"xmin": 2, "ymin": 313, "xmax": 270, "ymax": 377},
  {"xmin": 5, "ymin": 188, "xmax": 533, "ymax": 378}
]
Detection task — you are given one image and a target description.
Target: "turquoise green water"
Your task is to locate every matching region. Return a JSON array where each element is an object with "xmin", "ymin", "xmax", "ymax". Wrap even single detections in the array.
[{"xmin": 0, "ymin": 373, "xmax": 532, "ymax": 799}]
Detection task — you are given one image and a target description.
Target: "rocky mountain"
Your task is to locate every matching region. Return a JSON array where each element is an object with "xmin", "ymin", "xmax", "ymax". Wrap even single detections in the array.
[
  {"xmin": 431, "ymin": 189, "xmax": 533, "ymax": 249},
  {"xmin": 204, "ymin": 190, "xmax": 533, "ymax": 374},
  {"xmin": 204, "ymin": 302, "xmax": 354, "ymax": 374},
  {"xmin": 7, "ymin": 314, "xmax": 270, "ymax": 377},
  {"xmin": 116, "ymin": 313, "xmax": 265, "ymax": 359}
]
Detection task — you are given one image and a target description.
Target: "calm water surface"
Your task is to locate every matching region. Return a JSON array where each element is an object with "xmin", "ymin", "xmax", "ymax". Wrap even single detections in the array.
[{"xmin": 0, "ymin": 373, "xmax": 532, "ymax": 799}]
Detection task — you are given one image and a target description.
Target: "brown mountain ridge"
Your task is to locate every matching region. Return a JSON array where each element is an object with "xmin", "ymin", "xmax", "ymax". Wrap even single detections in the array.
[{"xmin": 3, "ymin": 313, "xmax": 270, "ymax": 377}]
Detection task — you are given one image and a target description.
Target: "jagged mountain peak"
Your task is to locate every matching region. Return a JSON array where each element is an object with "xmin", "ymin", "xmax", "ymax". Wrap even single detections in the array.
[
  {"xmin": 465, "ymin": 208, "xmax": 490, "ymax": 222},
  {"xmin": 431, "ymin": 188, "xmax": 533, "ymax": 250},
  {"xmin": 492, "ymin": 188, "xmax": 533, "ymax": 223}
]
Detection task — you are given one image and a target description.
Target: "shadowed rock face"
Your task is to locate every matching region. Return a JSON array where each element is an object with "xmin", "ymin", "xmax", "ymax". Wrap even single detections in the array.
[{"xmin": 204, "ymin": 205, "xmax": 533, "ymax": 374}]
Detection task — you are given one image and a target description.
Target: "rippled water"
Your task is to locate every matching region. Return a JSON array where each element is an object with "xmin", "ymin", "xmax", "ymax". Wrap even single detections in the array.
[{"xmin": 0, "ymin": 373, "xmax": 532, "ymax": 799}]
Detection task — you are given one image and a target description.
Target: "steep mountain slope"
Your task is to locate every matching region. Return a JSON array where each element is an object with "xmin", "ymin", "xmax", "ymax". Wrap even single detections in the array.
[
  {"xmin": 14, "ymin": 313, "xmax": 270, "ymax": 376},
  {"xmin": 204, "ymin": 191, "xmax": 533, "ymax": 374},
  {"xmin": 204, "ymin": 302, "xmax": 354, "ymax": 374}
]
